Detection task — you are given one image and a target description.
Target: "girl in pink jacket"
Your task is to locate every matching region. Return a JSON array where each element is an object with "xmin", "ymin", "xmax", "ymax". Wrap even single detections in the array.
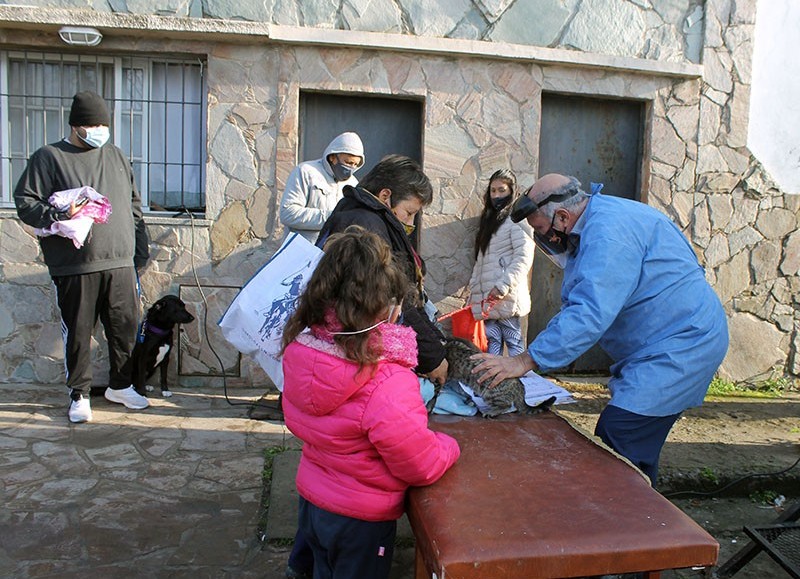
[{"xmin": 281, "ymin": 226, "xmax": 460, "ymax": 579}]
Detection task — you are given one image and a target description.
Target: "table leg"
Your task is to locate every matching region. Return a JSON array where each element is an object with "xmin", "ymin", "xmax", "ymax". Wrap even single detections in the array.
[{"xmin": 414, "ymin": 546, "xmax": 427, "ymax": 579}]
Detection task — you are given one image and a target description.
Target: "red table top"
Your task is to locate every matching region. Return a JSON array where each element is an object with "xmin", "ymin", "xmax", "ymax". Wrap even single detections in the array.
[{"xmin": 407, "ymin": 412, "xmax": 718, "ymax": 579}]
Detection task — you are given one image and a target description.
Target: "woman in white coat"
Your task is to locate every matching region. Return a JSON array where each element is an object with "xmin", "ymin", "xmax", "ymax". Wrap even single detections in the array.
[{"xmin": 468, "ymin": 169, "xmax": 535, "ymax": 356}]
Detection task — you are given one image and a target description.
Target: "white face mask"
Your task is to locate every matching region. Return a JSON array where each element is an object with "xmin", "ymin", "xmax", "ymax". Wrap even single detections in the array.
[
  {"xmin": 78, "ymin": 126, "xmax": 110, "ymax": 148},
  {"xmin": 330, "ymin": 300, "xmax": 403, "ymax": 335}
]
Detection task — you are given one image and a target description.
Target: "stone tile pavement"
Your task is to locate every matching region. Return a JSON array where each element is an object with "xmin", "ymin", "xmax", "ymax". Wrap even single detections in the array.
[{"xmin": 0, "ymin": 383, "xmax": 295, "ymax": 578}]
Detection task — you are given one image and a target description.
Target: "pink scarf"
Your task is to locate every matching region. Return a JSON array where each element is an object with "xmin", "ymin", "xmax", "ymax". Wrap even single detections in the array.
[{"xmin": 310, "ymin": 309, "xmax": 418, "ymax": 369}]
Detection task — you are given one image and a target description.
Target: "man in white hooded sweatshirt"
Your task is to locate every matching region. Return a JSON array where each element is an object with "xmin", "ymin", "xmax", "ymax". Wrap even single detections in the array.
[{"xmin": 280, "ymin": 132, "xmax": 365, "ymax": 244}]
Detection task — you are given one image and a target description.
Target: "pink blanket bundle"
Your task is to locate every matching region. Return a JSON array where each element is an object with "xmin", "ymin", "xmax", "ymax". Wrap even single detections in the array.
[{"xmin": 34, "ymin": 186, "xmax": 113, "ymax": 248}]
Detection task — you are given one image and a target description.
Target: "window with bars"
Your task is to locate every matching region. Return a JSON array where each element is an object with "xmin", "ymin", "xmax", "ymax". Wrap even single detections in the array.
[{"xmin": 0, "ymin": 50, "xmax": 206, "ymax": 213}]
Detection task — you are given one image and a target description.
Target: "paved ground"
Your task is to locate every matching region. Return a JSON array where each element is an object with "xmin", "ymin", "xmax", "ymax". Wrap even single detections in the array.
[
  {"xmin": 0, "ymin": 384, "xmax": 293, "ymax": 578},
  {"xmin": 2, "ymin": 382, "xmax": 798, "ymax": 578}
]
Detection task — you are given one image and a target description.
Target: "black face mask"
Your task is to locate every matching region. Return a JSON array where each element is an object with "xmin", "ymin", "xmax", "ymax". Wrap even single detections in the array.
[
  {"xmin": 546, "ymin": 214, "xmax": 570, "ymax": 248},
  {"xmin": 331, "ymin": 161, "xmax": 355, "ymax": 182},
  {"xmin": 533, "ymin": 214, "xmax": 571, "ymax": 269},
  {"xmin": 490, "ymin": 195, "xmax": 512, "ymax": 211}
]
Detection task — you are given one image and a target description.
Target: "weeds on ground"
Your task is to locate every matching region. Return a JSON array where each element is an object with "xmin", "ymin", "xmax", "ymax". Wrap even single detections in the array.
[
  {"xmin": 257, "ymin": 445, "xmax": 291, "ymax": 540},
  {"xmin": 699, "ymin": 467, "xmax": 719, "ymax": 485},
  {"xmin": 705, "ymin": 376, "xmax": 790, "ymax": 399},
  {"xmin": 563, "ymin": 375, "xmax": 795, "ymax": 399},
  {"xmin": 749, "ymin": 489, "xmax": 779, "ymax": 505}
]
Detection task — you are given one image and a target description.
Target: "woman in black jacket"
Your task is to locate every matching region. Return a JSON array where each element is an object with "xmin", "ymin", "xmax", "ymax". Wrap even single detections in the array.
[{"xmin": 317, "ymin": 154, "xmax": 448, "ymax": 384}]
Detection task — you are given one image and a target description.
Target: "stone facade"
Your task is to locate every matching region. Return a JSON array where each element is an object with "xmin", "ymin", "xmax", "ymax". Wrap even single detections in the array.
[{"xmin": 0, "ymin": 0, "xmax": 796, "ymax": 390}]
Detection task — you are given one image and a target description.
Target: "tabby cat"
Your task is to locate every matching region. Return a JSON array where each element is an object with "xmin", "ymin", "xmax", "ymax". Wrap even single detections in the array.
[{"xmin": 443, "ymin": 337, "xmax": 555, "ymax": 418}]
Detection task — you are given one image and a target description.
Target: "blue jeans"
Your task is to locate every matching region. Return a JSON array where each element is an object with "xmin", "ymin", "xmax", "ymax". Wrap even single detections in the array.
[{"xmin": 484, "ymin": 317, "xmax": 525, "ymax": 356}]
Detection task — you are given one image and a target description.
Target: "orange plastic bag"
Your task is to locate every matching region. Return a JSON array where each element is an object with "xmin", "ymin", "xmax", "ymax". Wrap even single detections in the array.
[{"xmin": 441, "ymin": 306, "xmax": 488, "ymax": 352}]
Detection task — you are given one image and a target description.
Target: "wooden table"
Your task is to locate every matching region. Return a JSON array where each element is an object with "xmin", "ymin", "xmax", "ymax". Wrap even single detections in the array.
[{"xmin": 407, "ymin": 412, "xmax": 718, "ymax": 579}]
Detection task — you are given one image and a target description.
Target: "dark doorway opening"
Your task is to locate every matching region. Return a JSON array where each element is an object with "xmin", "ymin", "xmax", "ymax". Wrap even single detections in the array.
[
  {"xmin": 300, "ymin": 91, "xmax": 424, "ymax": 175},
  {"xmin": 531, "ymin": 93, "xmax": 645, "ymax": 373},
  {"xmin": 299, "ymin": 91, "xmax": 425, "ymax": 246}
]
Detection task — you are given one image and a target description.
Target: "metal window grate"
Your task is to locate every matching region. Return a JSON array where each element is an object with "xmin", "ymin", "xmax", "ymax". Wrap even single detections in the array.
[{"xmin": 0, "ymin": 49, "xmax": 206, "ymax": 212}]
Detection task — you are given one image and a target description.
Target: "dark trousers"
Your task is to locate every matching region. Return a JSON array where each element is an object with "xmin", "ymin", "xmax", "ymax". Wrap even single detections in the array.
[
  {"xmin": 53, "ymin": 267, "xmax": 139, "ymax": 394},
  {"xmin": 594, "ymin": 404, "xmax": 682, "ymax": 486},
  {"xmin": 288, "ymin": 529, "xmax": 315, "ymax": 574},
  {"xmin": 298, "ymin": 497, "xmax": 396, "ymax": 579}
]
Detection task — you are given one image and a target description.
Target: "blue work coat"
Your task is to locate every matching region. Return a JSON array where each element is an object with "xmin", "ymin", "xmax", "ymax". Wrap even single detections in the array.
[{"xmin": 529, "ymin": 193, "xmax": 729, "ymax": 416}]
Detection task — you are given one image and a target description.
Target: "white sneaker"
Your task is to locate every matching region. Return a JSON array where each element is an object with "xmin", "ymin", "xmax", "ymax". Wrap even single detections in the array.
[
  {"xmin": 68, "ymin": 395, "xmax": 92, "ymax": 423},
  {"xmin": 104, "ymin": 386, "xmax": 150, "ymax": 410}
]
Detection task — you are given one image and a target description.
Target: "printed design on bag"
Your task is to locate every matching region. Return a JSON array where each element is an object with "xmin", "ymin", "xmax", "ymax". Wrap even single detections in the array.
[
  {"xmin": 218, "ymin": 233, "xmax": 324, "ymax": 391},
  {"xmin": 257, "ymin": 258, "xmax": 314, "ymax": 342}
]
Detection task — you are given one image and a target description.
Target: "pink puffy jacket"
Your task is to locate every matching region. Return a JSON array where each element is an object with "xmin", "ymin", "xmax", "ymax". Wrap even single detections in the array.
[{"xmin": 282, "ymin": 330, "xmax": 460, "ymax": 522}]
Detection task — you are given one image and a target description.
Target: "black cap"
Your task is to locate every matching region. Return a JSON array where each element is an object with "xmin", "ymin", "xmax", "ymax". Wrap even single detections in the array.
[{"xmin": 69, "ymin": 91, "xmax": 110, "ymax": 127}]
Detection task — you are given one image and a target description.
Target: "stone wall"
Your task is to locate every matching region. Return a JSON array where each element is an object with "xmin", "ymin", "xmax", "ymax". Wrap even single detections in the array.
[
  {"xmin": 691, "ymin": 1, "xmax": 800, "ymax": 382},
  {"xmin": 0, "ymin": 0, "xmax": 797, "ymax": 390},
  {"xmin": 0, "ymin": 0, "xmax": 704, "ymax": 62}
]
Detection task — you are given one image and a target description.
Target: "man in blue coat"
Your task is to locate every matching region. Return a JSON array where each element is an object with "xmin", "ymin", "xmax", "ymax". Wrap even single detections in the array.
[{"xmin": 473, "ymin": 173, "xmax": 729, "ymax": 485}]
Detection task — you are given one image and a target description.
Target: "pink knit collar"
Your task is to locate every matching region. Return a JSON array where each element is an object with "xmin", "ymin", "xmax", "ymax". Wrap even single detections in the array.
[{"xmin": 304, "ymin": 309, "xmax": 418, "ymax": 368}]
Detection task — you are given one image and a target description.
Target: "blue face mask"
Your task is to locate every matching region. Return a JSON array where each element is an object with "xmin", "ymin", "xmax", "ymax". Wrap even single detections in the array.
[{"xmin": 78, "ymin": 126, "xmax": 110, "ymax": 148}]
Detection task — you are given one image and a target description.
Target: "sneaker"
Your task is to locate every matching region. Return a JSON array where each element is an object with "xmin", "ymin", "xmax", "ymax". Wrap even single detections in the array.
[
  {"xmin": 104, "ymin": 385, "xmax": 150, "ymax": 410},
  {"xmin": 68, "ymin": 394, "xmax": 92, "ymax": 423}
]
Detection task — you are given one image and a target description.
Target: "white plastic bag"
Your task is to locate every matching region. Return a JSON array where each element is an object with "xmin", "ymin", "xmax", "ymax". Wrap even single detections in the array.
[{"xmin": 218, "ymin": 233, "xmax": 323, "ymax": 391}]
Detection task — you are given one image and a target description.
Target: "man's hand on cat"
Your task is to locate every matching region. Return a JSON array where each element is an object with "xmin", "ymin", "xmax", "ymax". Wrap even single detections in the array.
[{"xmin": 470, "ymin": 352, "xmax": 537, "ymax": 389}]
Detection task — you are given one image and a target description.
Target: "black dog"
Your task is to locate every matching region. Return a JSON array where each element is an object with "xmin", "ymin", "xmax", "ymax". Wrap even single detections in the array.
[{"xmin": 126, "ymin": 295, "xmax": 195, "ymax": 398}]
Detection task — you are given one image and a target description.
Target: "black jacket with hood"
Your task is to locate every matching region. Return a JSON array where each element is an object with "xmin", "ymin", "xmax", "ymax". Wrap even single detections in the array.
[{"xmin": 317, "ymin": 185, "xmax": 446, "ymax": 374}]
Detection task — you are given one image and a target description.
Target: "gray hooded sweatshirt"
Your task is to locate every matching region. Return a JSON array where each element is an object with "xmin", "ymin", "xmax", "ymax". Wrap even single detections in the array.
[{"xmin": 279, "ymin": 132, "xmax": 365, "ymax": 243}]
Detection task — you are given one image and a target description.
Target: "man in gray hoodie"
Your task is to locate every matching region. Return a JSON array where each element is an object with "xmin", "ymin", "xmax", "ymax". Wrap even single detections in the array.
[
  {"xmin": 14, "ymin": 91, "xmax": 151, "ymax": 424},
  {"xmin": 279, "ymin": 132, "xmax": 365, "ymax": 244}
]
